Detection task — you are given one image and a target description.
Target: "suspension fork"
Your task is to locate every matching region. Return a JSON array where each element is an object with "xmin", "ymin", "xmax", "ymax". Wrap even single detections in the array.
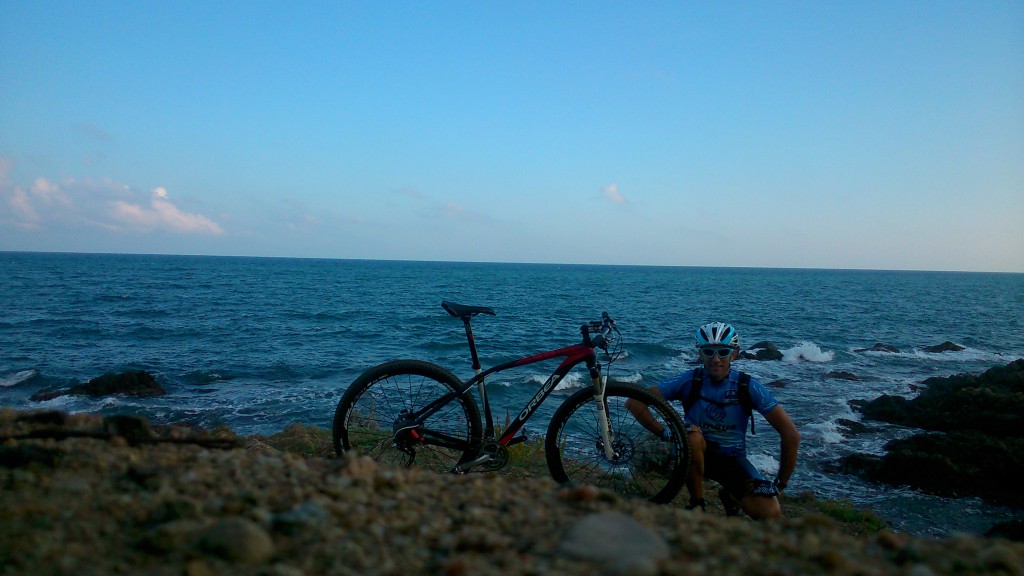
[{"xmin": 588, "ymin": 360, "xmax": 617, "ymax": 460}]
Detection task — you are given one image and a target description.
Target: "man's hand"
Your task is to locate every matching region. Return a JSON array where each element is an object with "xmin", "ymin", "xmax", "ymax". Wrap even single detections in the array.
[{"xmin": 773, "ymin": 477, "xmax": 787, "ymax": 494}]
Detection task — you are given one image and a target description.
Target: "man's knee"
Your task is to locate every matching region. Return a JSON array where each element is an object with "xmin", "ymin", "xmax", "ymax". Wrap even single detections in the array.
[
  {"xmin": 742, "ymin": 496, "xmax": 782, "ymax": 520},
  {"xmin": 687, "ymin": 428, "xmax": 706, "ymax": 453}
]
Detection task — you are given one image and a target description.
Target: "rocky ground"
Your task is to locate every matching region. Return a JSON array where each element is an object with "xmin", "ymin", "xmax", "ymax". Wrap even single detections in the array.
[{"xmin": 1, "ymin": 408, "xmax": 1022, "ymax": 576}]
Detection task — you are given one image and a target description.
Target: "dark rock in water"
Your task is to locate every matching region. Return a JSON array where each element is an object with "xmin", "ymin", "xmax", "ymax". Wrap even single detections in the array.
[
  {"xmin": 836, "ymin": 418, "xmax": 870, "ymax": 434},
  {"xmin": 866, "ymin": 432, "xmax": 1024, "ymax": 506},
  {"xmin": 71, "ymin": 371, "xmax": 165, "ymax": 397},
  {"xmin": 826, "ymin": 371, "xmax": 860, "ymax": 381},
  {"xmin": 857, "ymin": 359, "xmax": 1024, "ymax": 437},
  {"xmin": 30, "ymin": 370, "xmax": 164, "ymax": 401},
  {"xmin": 29, "ymin": 388, "xmax": 67, "ymax": 402},
  {"xmin": 740, "ymin": 341, "xmax": 783, "ymax": 361},
  {"xmin": 923, "ymin": 341, "xmax": 965, "ymax": 353},
  {"xmin": 854, "ymin": 395, "xmax": 911, "ymax": 425},
  {"xmin": 766, "ymin": 379, "xmax": 792, "ymax": 388},
  {"xmin": 846, "ymin": 360, "xmax": 1024, "ymax": 507},
  {"xmin": 855, "ymin": 343, "xmax": 901, "ymax": 353},
  {"xmin": 831, "ymin": 453, "xmax": 881, "ymax": 477}
]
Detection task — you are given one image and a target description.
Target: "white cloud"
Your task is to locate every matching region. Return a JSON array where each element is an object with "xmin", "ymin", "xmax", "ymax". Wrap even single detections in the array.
[
  {"xmin": 601, "ymin": 183, "xmax": 626, "ymax": 204},
  {"xmin": 442, "ymin": 201, "xmax": 465, "ymax": 219},
  {"xmin": 110, "ymin": 187, "xmax": 224, "ymax": 234},
  {"xmin": 8, "ymin": 187, "xmax": 40, "ymax": 226},
  {"xmin": 0, "ymin": 175, "xmax": 225, "ymax": 236}
]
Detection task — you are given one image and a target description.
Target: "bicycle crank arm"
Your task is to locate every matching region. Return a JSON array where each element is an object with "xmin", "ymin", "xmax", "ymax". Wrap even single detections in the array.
[{"xmin": 451, "ymin": 453, "xmax": 492, "ymax": 473}]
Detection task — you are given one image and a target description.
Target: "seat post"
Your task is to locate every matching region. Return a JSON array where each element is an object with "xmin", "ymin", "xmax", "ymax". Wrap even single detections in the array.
[{"xmin": 461, "ymin": 317, "xmax": 483, "ymax": 372}]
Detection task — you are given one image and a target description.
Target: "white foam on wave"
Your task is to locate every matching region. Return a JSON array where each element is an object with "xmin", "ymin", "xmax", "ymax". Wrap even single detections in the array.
[
  {"xmin": 523, "ymin": 372, "xmax": 586, "ymax": 391},
  {"xmin": 782, "ymin": 341, "xmax": 834, "ymax": 363},
  {"xmin": 804, "ymin": 420, "xmax": 845, "ymax": 444},
  {"xmin": 608, "ymin": 371, "xmax": 643, "ymax": 384},
  {"xmin": 0, "ymin": 369, "xmax": 37, "ymax": 387},
  {"xmin": 33, "ymin": 395, "xmax": 76, "ymax": 409},
  {"xmin": 749, "ymin": 452, "xmax": 780, "ymax": 475}
]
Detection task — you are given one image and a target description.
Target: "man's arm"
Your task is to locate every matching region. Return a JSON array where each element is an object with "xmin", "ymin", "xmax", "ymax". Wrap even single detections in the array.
[
  {"xmin": 763, "ymin": 405, "xmax": 800, "ymax": 490},
  {"xmin": 625, "ymin": 386, "xmax": 670, "ymax": 436}
]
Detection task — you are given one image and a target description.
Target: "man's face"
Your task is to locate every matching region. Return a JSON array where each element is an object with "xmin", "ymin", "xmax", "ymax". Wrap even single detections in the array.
[{"xmin": 698, "ymin": 346, "xmax": 738, "ymax": 381}]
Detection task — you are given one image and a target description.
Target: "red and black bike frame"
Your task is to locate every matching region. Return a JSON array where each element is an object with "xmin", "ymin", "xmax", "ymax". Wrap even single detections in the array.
[{"xmin": 409, "ymin": 321, "xmax": 605, "ymax": 450}]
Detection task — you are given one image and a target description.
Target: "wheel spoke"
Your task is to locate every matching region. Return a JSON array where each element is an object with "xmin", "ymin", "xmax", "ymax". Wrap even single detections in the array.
[
  {"xmin": 334, "ymin": 361, "xmax": 481, "ymax": 474},
  {"xmin": 547, "ymin": 384, "xmax": 688, "ymax": 503}
]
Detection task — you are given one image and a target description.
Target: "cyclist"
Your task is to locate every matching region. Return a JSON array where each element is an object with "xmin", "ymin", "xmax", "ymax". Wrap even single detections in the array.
[{"xmin": 627, "ymin": 322, "xmax": 800, "ymax": 519}]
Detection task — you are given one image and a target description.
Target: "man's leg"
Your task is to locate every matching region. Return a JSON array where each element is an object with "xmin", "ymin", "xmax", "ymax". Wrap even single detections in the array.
[
  {"xmin": 685, "ymin": 427, "xmax": 706, "ymax": 509},
  {"xmin": 709, "ymin": 456, "xmax": 783, "ymax": 520},
  {"xmin": 740, "ymin": 479, "xmax": 782, "ymax": 520}
]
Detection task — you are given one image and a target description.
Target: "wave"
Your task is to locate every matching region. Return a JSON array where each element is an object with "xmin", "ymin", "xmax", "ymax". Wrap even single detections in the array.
[
  {"xmin": 520, "ymin": 372, "xmax": 587, "ymax": 392},
  {"xmin": 853, "ymin": 344, "xmax": 1019, "ymax": 365},
  {"xmin": 781, "ymin": 341, "xmax": 835, "ymax": 363},
  {"xmin": 0, "ymin": 369, "xmax": 38, "ymax": 387},
  {"xmin": 748, "ymin": 452, "xmax": 779, "ymax": 476},
  {"xmin": 803, "ymin": 420, "xmax": 846, "ymax": 445},
  {"xmin": 607, "ymin": 371, "xmax": 643, "ymax": 384},
  {"xmin": 183, "ymin": 370, "xmax": 236, "ymax": 385}
]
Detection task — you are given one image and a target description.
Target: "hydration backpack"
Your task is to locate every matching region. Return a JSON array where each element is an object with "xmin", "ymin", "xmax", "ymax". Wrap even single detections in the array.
[{"xmin": 682, "ymin": 367, "xmax": 756, "ymax": 434}]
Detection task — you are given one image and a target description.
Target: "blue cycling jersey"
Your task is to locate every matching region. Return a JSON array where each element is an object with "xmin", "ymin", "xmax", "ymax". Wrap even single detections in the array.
[{"xmin": 657, "ymin": 368, "xmax": 778, "ymax": 456}]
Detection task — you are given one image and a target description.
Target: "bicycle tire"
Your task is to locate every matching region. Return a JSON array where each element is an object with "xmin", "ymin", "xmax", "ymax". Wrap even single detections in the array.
[
  {"xmin": 545, "ymin": 383, "xmax": 689, "ymax": 504},
  {"xmin": 332, "ymin": 359, "xmax": 482, "ymax": 473}
]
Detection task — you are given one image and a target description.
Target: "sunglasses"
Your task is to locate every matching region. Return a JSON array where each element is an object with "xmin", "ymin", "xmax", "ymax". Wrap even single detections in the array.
[{"xmin": 698, "ymin": 346, "xmax": 735, "ymax": 359}]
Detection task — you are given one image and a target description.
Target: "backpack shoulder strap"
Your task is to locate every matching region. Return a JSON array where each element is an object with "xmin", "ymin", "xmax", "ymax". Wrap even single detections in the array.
[
  {"xmin": 738, "ymin": 372, "xmax": 755, "ymax": 434},
  {"xmin": 683, "ymin": 367, "xmax": 703, "ymax": 413}
]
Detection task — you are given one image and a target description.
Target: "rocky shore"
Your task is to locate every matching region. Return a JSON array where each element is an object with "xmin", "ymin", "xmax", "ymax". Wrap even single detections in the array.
[
  {"xmin": 842, "ymin": 359, "xmax": 1024, "ymax": 509},
  {"xmin": 2, "ymin": 408, "xmax": 1022, "ymax": 575}
]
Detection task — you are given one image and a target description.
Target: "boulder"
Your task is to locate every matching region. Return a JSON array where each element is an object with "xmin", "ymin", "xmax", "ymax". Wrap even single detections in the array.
[
  {"xmin": 31, "ymin": 370, "xmax": 165, "ymax": 402},
  {"xmin": 845, "ymin": 359, "xmax": 1024, "ymax": 507},
  {"xmin": 855, "ymin": 360, "xmax": 1024, "ymax": 437},
  {"xmin": 825, "ymin": 371, "xmax": 860, "ymax": 381},
  {"xmin": 840, "ymin": 432, "xmax": 1024, "ymax": 506},
  {"xmin": 855, "ymin": 343, "xmax": 901, "ymax": 353},
  {"xmin": 923, "ymin": 341, "xmax": 965, "ymax": 353},
  {"xmin": 835, "ymin": 418, "xmax": 870, "ymax": 435},
  {"xmin": 740, "ymin": 341, "xmax": 783, "ymax": 361}
]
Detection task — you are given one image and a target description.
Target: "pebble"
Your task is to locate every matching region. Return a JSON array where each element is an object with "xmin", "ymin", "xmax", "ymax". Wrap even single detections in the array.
[
  {"xmin": 558, "ymin": 511, "xmax": 669, "ymax": 576},
  {"xmin": 196, "ymin": 517, "xmax": 275, "ymax": 564}
]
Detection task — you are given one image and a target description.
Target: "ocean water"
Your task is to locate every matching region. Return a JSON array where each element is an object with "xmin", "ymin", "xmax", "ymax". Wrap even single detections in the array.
[{"xmin": 2, "ymin": 252, "xmax": 1023, "ymax": 536}]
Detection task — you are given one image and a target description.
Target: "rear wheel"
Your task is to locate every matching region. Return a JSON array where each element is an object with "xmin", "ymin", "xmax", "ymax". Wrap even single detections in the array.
[
  {"xmin": 333, "ymin": 360, "xmax": 482, "ymax": 473},
  {"xmin": 545, "ymin": 383, "xmax": 689, "ymax": 503}
]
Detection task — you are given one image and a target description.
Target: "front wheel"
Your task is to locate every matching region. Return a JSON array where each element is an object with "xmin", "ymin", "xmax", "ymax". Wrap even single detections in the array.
[
  {"xmin": 545, "ymin": 384, "xmax": 689, "ymax": 503},
  {"xmin": 332, "ymin": 360, "xmax": 482, "ymax": 473}
]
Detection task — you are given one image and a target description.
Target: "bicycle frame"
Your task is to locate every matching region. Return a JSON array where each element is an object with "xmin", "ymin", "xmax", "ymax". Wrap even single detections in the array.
[{"xmin": 406, "ymin": 306, "xmax": 616, "ymax": 469}]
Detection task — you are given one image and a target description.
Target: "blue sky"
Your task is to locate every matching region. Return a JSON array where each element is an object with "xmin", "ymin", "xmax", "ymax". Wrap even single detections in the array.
[{"xmin": 1, "ymin": 2, "xmax": 1021, "ymax": 272}]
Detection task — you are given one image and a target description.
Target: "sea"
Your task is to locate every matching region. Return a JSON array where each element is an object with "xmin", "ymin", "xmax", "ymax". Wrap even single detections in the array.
[{"xmin": 2, "ymin": 251, "xmax": 1022, "ymax": 537}]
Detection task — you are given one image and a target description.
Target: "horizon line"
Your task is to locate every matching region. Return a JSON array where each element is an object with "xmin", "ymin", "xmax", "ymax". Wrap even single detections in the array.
[{"xmin": 3, "ymin": 249, "xmax": 1022, "ymax": 275}]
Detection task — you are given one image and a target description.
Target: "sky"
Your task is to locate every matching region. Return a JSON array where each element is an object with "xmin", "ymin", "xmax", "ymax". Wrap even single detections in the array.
[{"xmin": 1, "ymin": 2, "xmax": 1022, "ymax": 272}]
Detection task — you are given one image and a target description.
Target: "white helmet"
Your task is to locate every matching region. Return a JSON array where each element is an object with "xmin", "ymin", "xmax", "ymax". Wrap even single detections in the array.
[{"xmin": 695, "ymin": 322, "xmax": 739, "ymax": 348}]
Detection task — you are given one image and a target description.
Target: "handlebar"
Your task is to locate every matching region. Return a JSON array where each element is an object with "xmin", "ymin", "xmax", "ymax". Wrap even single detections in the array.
[{"xmin": 581, "ymin": 312, "xmax": 617, "ymax": 350}]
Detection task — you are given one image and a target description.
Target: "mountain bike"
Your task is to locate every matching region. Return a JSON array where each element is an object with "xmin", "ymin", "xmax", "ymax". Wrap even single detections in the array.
[{"xmin": 332, "ymin": 301, "xmax": 689, "ymax": 503}]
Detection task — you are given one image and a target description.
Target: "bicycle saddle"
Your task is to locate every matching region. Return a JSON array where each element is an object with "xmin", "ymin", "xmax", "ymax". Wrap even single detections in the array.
[{"xmin": 441, "ymin": 301, "xmax": 496, "ymax": 318}]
